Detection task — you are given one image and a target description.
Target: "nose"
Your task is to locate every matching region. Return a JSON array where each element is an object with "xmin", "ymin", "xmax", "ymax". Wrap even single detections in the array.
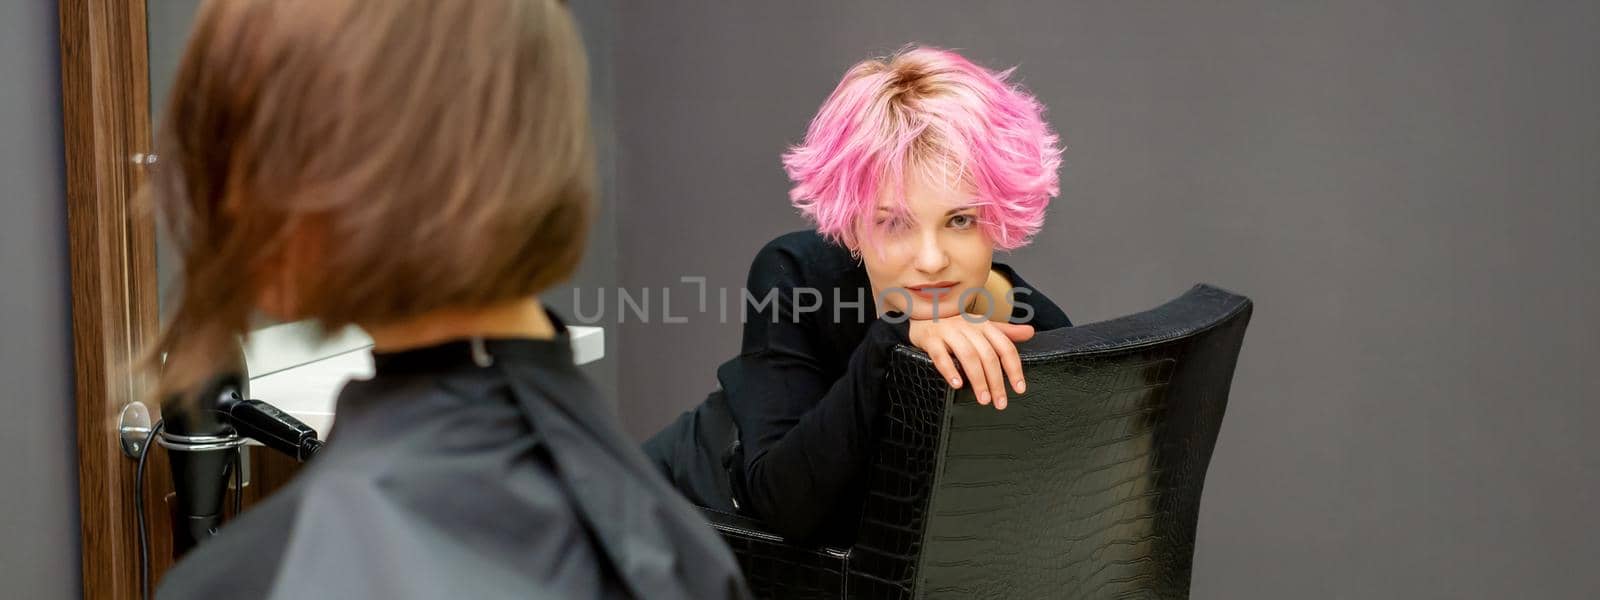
[{"xmin": 912, "ymin": 230, "xmax": 950, "ymax": 275}]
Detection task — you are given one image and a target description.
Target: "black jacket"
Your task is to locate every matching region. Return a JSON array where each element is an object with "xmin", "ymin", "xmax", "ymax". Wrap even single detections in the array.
[{"xmin": 717, "ymin": 230, "xmax": 1073, "ymax": 545}]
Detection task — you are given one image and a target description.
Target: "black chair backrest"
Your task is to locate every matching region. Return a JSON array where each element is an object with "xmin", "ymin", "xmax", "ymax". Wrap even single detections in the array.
[{"xmin": 849, "ymin": 284, "xmax": 1253, "ymax": 599}]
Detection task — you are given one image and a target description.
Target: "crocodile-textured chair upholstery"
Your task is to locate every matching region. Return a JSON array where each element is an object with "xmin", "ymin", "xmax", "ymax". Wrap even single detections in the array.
[{"xmin": 701, "ymin": 284, "xmax": 1253, "ymax": 599}]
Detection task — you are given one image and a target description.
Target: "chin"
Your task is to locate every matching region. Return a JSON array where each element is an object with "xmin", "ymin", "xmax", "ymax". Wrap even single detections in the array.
[{"xmin": 901, "ymin": 296, "xmax": 973, "ymax": 321}]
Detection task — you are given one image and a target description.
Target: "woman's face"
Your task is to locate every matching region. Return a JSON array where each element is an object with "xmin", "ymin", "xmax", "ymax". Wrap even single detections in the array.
[{"xmin": 854, "ymin": 175, "xmax": 995, "ymax": 321}]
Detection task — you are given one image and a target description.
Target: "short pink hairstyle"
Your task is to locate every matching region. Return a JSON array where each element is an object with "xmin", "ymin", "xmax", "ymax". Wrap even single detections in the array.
[{"xmin": 782, "ymin": 46, "xmax": 1063, "ymax": 252}]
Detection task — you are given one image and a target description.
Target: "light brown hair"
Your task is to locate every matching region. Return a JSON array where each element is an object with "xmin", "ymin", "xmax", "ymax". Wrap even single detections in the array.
[{"xmin": 146, "ymin": 0, "xmax": 593, "ymax": 403}]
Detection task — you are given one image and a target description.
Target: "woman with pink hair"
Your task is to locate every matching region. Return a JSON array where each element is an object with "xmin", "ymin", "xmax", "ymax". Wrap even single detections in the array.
[{"xmin": 643, "ymin": 46, "xmax": 1072, "ymax": 546}]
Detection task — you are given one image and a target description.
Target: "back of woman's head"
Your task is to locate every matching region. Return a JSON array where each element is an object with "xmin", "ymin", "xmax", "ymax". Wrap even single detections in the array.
[{"xmin": 148, "ymin": 0, "xmax": 592, "ymax": 401}]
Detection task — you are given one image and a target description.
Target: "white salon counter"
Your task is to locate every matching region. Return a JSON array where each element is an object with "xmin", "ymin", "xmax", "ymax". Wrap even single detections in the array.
[{"xmin": 241, "ymin": 321, "xmax": 604, "ymax": 439}]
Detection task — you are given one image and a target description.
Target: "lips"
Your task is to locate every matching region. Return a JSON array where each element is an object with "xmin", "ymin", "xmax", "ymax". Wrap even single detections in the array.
[{"xmin": 906, "ymin": 281, "xmax": 959, "ymax": 300}]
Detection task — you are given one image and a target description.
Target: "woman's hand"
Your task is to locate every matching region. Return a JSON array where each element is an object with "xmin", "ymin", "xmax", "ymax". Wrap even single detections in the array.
[{"xmin": 907, "ymin": 316, "xmax": 1035, "ymax": 410}]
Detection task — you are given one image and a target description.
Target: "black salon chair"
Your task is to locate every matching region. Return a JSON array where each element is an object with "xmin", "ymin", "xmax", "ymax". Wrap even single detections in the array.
[{"xmin": 701, "ymin": 284, "xmax": 1253, "ymax": 599}]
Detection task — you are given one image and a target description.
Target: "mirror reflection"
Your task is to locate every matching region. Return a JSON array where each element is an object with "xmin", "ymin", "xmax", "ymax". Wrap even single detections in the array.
[{"xmin": 144, "ymin": 1, "xmax": 607, "ymax": 438}]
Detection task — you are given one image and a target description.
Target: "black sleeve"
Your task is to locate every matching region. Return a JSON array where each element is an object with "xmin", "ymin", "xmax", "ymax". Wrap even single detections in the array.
[{"xmin": 719, "ymin": 241, "xmax": 911, "ymax": 542}]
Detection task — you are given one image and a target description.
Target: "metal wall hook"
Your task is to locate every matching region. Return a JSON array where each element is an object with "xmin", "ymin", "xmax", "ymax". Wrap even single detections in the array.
[{"xmin": 119, "ymin": 402, "xmax": 152, "ymax": 458}]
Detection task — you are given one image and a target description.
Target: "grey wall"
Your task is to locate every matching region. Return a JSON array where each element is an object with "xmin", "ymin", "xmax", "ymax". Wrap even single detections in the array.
[
  {"xmin": 146, "ymin": 0, "xmax": 197, "ymax": 324},
  {"xmin": 612, "ymin": 1, "xmax": 1600, "ymax": 597},
  {"xmin": 0, "ymin": 1, "xmax": 82, "ymax": 598},
  {"xmin": 544, "ymin": 0, "xmax": 622, "ymax": 409},
  {"xmin": 147, "ymin": 0, "xmax": 200, "ymax": 121}
]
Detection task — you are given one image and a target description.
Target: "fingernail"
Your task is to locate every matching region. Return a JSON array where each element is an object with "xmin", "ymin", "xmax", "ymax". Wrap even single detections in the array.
[
  {"xmin": 1015, "ymin": 379, "xmax": 1026, "ymax": 393},
  {"xmin": 997, "ymin": 397, "xmax": 1008, "ymax": 410},
  {"xmin": 950, "ymin": 377, "xmax": 962, "ymax": 387},
  {"xmin": 978, "ymin": 391, "xmax": 989, "ymax": 404}
]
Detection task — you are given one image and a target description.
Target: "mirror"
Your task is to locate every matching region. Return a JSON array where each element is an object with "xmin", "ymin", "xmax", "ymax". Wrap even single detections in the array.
[
  {"xmin": 143, "ymin": 1, "xmax": 609, "ymax": 435},
  {"xmin": 62, "ymin": 2, "xmax": 615, "ymax": 596},
  {"xmin": 145, "ymin": 0, "xmax": 192, "ymax": 320}
]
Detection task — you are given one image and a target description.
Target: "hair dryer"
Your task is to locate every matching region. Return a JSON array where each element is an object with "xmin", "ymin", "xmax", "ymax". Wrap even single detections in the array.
[{"xmin": 159, "ymin": 343, "xmax": 323, "ymax": 556}]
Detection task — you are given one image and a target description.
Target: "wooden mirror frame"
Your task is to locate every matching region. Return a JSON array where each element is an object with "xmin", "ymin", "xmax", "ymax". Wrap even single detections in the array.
[
  {"xmin": 58, "ymin": 0, "xmax": 169, "ymax": 597},
  {"xmin": 60, "ymin": 0, "xmax": 319, "ymax": 594}
]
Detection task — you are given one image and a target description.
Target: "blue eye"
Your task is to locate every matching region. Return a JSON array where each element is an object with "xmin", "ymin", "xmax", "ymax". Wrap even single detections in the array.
[{"xmin": 948, "ymin": 214, "xmax": 976, "ymax": 229}]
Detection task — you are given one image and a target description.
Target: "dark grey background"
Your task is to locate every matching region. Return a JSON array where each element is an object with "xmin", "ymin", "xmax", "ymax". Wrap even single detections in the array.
[
  {"xmin": 0, "ymin": 1, "xmax": 81, "ymax": 597},
  {"xmin": 8, "ymin": 1, "xmax": 1598, "ymax": 598},
  {"xmin": 544, "ymin": 0, "xmax": 622, "ymax": 408},
  {"xmin": 608, "ymin": 2, "xmax": 1600, "ymax": 598}
]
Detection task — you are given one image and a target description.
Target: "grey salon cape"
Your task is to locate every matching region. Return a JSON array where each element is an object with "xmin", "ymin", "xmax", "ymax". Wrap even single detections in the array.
[{"xmin": 157, "ymin": 314, "xmax": 750, "ymax": 599}]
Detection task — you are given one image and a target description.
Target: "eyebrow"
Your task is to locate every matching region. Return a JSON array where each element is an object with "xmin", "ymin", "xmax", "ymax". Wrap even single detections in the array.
[{"xmin": 875, "ymin": 204, "xmax": 980, "ymax": 214}]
